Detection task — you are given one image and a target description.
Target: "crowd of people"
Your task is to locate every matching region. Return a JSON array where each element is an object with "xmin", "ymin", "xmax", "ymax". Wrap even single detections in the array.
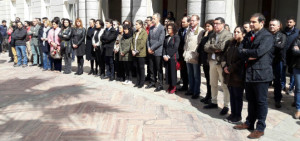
[{"xmin": 1, "ymin": 11, "xmax": 300, "ymax": 139}]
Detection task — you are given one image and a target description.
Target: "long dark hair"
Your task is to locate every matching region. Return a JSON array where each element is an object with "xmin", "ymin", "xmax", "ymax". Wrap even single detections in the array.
[{"xmin": 62, "ymin": 19, "xmax": 71, "ymax": 29}]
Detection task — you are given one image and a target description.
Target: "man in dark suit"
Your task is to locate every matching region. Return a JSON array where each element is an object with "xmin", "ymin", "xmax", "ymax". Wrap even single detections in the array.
[
  {"xmin": 146, "ymin": 13, "xmax": 166, "ymax": 92},
  {"xmin": 234, "ymin": 13, "xmax": 274, "ymax": 139},
  {"xmin": 101, "ymin": 19, "xmax": 118, "ymax": 81},
  {"xmin": 177, "ymin": 16, "xmax": 190, "ymax": 91}
]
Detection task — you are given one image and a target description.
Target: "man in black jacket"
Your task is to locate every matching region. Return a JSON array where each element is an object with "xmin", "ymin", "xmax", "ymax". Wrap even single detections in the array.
[
  {"xmin": 234, "ymin": 13, "xmax": 274, "ymax": 139},
  {"xmin": 101, "ymin": 19, "xmax": 118, "ymax": 81},
  {"xmin": 12, "ymin": 21, "xmax": 28, "ymax": 67},
  {"xmin": 283, "ymin": 17, "xmax": 299, "ymax": 95},
  {"xmin": 269, "ymin": 19, "xmax": 287, "ymax": 108}
]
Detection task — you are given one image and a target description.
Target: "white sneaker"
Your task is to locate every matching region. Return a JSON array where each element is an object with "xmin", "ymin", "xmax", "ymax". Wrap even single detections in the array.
[
  {"xmin": 122, "ymin": 80, "xmax": 128, "ymax": 85},
  {"xmin": 127, "ymin": 81, "xmax": 133, "ymax": 84}
]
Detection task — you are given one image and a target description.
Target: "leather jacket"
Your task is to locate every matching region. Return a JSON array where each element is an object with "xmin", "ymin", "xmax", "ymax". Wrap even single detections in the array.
[
  {"xmin": 58, "ymin": 27, "xmax": 72, "ymax": 54},
  {"xmin": 72, "ymin": 27, "xmax": 86, "ymax": 46},
  {"xmin": 272, "ymin": 31, "xmax": 286, "ymax": 64}
]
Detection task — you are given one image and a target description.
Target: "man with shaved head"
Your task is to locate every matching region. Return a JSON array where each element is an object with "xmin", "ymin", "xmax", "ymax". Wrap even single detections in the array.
[{"xmin": 269, "ymin": 19, "xmax": 287, "ymax": 109}]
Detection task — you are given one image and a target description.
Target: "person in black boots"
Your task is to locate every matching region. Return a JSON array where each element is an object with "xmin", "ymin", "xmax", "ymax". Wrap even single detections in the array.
[
  {"xmin": 72, "ymin": 18, "xmax": 86, "ymax": 75},
  {"xmin": 92, "ymin": 19, "xmax": 105, "ymax": 77},
  {"xmin": 86, "ymin": 19, "xmax": 96, "ymax": 75},
  {"xmin": 198, "ymin": 20, "xmax": 214, "ymax": 104},
  {"xmin": 101, "ymin": 19, "xmax": 118, "ymax": 81},
  {"xmin": 58, "ymin": 19, "xmax": 73, "ymax": 74}
]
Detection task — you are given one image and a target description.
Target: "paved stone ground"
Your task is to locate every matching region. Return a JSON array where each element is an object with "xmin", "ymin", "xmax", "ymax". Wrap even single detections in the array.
[{"xmin": 0, "ymin": 53, "xmax": 299, "ymax": 141}]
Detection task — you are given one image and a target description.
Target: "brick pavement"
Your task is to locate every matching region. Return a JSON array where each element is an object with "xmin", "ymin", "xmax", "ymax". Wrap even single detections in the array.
[{"xmin": 0, "ymin": 53, "xmax": 299, "ymax": 141}]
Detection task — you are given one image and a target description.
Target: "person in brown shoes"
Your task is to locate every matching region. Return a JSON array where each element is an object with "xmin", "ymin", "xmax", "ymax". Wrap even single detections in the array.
[{"xmin": 234, "ymin": 13, "xmax": 274, "ymax": 139}]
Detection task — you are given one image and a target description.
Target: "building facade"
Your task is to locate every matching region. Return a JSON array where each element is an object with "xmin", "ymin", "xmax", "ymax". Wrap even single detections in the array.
[{"xmin": 0, "ymin": 0, "xmax": 300, "ymax": 30}]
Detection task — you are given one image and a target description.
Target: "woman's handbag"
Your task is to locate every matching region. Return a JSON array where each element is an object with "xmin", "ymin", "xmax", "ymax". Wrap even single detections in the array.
[
  {"xmin": 51, "ymin": 48, "xmax": 62, "ymax": 59},
  {"xmin": 174, "ymin": 53, "xmax": 181, "ymax": 70}
]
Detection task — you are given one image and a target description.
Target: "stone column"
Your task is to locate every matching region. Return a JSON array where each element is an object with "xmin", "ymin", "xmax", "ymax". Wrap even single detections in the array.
[
  {"xmin": 78, "ymin": 0, "xmax": 86, "ymax": 28},
  {"xmin": 50, "ymin": 0, "xmax": 65, "ymax": 20},
  {"xmin": 187, "ymin": 0, "xmax": 203, "ymax": 25},
  {"xmin": 205, "ymin": 0, "xmax": 226, "ymax": 20},
  {"xmin": 122, "ymin": 0, "xmax": 147, "ymax": 23},
  {"xmin": 205, "ymin": 0, "xmax": 237, "ymax": 32},
  {"xmin": 0, "ymin": 0, "xmax": 11, "ymax": 22},
  {"xmin": 132, "ymin": 0, "xmax": 147, "ymax": 22},
  {"xmin": 16, "ymin": 0, "xmax": 26, "ymax": 20},
  {"xmin": 31, "ymin": 0, "xmax": 42, "ymax": 19},
  {"xmin": 122, "ymin": 0, "xmax": 131, "ymax": 22}
]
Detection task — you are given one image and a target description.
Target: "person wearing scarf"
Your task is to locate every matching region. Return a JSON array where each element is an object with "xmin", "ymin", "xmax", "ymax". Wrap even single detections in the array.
[
  {"xmin": 120, "ymin": 24, "xmax": 133, "ymax": 84},
  {"xmin": 40, "ymin": 20, "xmax": 51, "ymax": 70},
  {"xmin": 92, "ymin": 19, "xmax": 105, "ymax": 77}
]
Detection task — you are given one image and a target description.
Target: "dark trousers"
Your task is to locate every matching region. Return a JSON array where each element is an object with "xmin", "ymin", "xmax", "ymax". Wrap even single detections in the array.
[
  {"xmin": 180, "ymin": 61, "xmax": 188, "ymax": 88},
  {"xmin": 165, "ymin": 59, "xmax": 177, "ymax": 86},
  {"xmin": 63, "ymin": 53, "xmax": 72, "ymax": 73},
  {"xmin": 123, "ymin": 61, "xmax": 132, "ymax": 81},
  {"xmin": 99, "ymin": 49, "xmax": 106, "ymax": 75},
  {"xmin": 8, "ymin": 43, "xmax": 12, "ymax": 58},
  {"xmin": 145, "ymin": 55, "xmax": 151, "ymax": 79},
  {"xmin": 39, "ymin": 46, "xmax": 43, "ymax": 65},
  {"xmin": 203, "ymin": 64, "xmax": 211, "ymax": 98},
  {"xmin": 95, "ymin": 48, "xmax": 100, "ymax": 74},
  {"xmin": 134, "ymin": 57, "xmax": 145, "ymax": 86},
  {"xmin": 105, "ymin": 56, "xmax": 114, "ymax": 78},
  {"xmin": 273, "ymin": 62, "xmax": 283, "ymax": 102},
  {"xmin": 95, "ymin": 48, "xmax": 105, "ymax": 75},
  {"xmin": 245, "ymin": 82, "xmax": 269, "ymax": 131},
  {"xmin": 114, "ymin": 54, "xmax": 122, "ymax": 79},
  {"xmin": 118, "ymin": 61, "xmax": 125, "ymax": 80},
  {"xmin": 76, "ymin": 56, "xmax": 84, "ymax": 74},
  {"xmin": 53, "ymin": 59, "xmax": 62, "ymax": 71},
  {"xmin": 148, "ymin": 55, "xmax": 163, "ymax": 86},
  {"xmin": 228, "ymin": 86, "xmax": 244, "ymax": 117}
]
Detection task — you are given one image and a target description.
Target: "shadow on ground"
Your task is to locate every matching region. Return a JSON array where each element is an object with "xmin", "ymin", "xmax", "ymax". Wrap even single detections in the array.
[{"xmin": 0, "ymin": 77, "xmax": 125, "ymax": 140}]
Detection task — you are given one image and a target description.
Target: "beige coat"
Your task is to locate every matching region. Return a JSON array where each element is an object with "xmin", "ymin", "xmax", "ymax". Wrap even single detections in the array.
[
  {"xmin": 183, "ymin": 26, "xmax": 204, "ymax": 64},
  {"xmin": 204, "ymin": 29, "xmax": 232, "ymax": 64}
]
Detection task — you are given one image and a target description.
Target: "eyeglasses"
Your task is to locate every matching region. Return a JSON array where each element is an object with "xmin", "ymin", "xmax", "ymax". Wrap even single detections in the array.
[{"xmin": 214, "ymin": 23, "xmax": 222, "ymax": 25}]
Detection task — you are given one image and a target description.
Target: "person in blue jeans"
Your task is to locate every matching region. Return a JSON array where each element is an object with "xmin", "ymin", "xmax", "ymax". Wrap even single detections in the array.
[
  {"xmin": 183, "ymin": 15, "xmax": 204, "ymax": 99},
  {"xmin": 40, "ymin": 20, "xmax": 51, "ymax": 70},
  {"xmin": 283, "ymin": 17, "xmax": 299, "ymax": 95},
  {"xmin": 291, "ymin": 35, "xmax": 300, "ymax": 119},
  {"xmin": 12, "ymin": 21, "xmax": 27, "ymax": 67}
]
